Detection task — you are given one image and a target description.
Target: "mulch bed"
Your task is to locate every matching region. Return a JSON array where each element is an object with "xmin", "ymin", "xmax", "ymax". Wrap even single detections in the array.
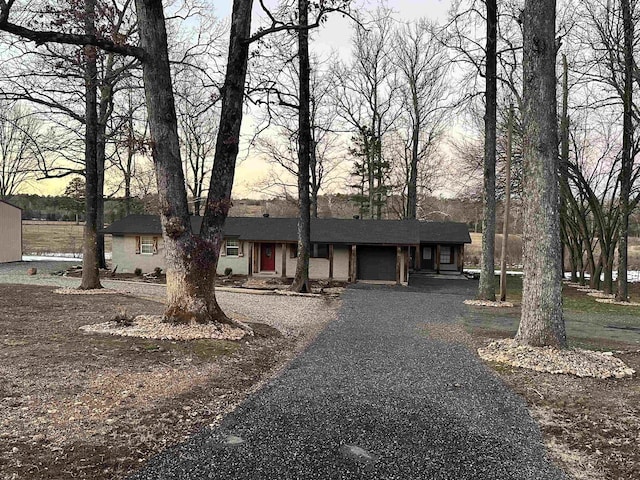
[{"xmin": 0, "ymin": 284, "xmax": 306, "ymax": 480}]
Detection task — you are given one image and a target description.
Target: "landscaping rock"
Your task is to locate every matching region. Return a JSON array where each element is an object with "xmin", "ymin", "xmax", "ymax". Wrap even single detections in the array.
[
  {"xmin": 478, "ymin": 338, "xmax": 636, "ymax": 379},
  {"xmin": 26, "ymin": 268, "xmax": 37, "ymax": 275}
]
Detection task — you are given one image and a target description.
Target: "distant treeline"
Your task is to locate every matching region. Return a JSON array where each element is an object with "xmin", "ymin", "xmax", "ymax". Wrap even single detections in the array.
[{"xmin": 4, "ymin": 194, "xmax": 148, "ymax": 223}]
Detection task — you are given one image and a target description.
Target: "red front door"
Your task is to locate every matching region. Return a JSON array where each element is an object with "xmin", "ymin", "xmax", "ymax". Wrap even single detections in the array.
[{"xmin": 260, "ymin": 243, "xmax": 276, "ymax": 271}]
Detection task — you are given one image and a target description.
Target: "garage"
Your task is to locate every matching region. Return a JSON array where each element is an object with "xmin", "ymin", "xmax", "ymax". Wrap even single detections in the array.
[{"xmin": 357, "ymin": 245, "xmax": 397, "ymax": 281}]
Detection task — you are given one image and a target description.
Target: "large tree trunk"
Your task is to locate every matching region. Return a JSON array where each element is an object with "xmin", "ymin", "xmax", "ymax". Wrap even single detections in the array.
[
  {"xmin": 517, "ymin": 0, "xmax": 566, "ymax": 348},
  {"xmin": 199, "ymin": 0, "xmax": 254, "ymax": 328},
  {"xmin": 407, "ymin": 80, "xmax": 420, "ymax": 220},
  {"xmin": 96, "ymin": 59, "xmax": 115, "ymax": 270},
  {"xmin": 477, "ymin": 0, "xmax": 497, "ymax": 300},
  {"xmin": 617, "ymin": 0, "xmax": 633, "ymax": 302},
  {"xmin": 80, "ymin": 0, "xmax": 102, "ymax": 290},
  {"xmin": 135, "ymin": 0, "xmax": 252, "ymax": 332},
  {"xmin": 559, "ymin": 54, "xmax": 570, "ymax": 281},
  {"xmin": 291, "ymin": 0, "xmax": 311, "ymax": 293}
]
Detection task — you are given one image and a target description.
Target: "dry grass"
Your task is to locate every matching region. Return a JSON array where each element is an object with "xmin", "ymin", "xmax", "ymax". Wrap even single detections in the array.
[
  {"xmin": 466, "ymin": 231, "xmax": 640, "ymax": 269},
  {"xmin": 22, "ymin": 221, "xmax": 112, "ymax": 255},
  {"xmin": 466, "ymin": 232, "xmax": 523, "ymax": 267}
]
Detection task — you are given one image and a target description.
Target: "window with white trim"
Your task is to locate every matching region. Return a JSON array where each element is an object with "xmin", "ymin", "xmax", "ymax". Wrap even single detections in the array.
[
  {"xmin": 141, "ymin": 236, "xmax": 154, "ymax": 255},
  {"xmin": 226, "ymin": 238, "xmax": 240, "ymax": 257},
  {"xmin": 440, "ymin": 245, "xmax": 453, "ymax": 264}
]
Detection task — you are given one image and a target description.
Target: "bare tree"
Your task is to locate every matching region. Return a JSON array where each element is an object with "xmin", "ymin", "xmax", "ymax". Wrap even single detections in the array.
[
  {"xmin": 0, "ymin": 101, "xmax": 43, "ymax": 198},
  {"xmin": 108, "ymin": 84, "xmax": 148, "ymax": 216},
  {"xmin": 175, "ymin": 82, "xmax": 218, "ymax": 215},
  {"xmin": 517, "ymin": 0, "xmax": 566, "ymax": 347},
  {"xmin": 616, "ymin": 0, "xmax": 634, "ymax": 301},
  {"xmin": 479, "ymin": 0, "xmax": 497, "ymax": 301},
  {"xmin": 332, "ymin": 9, "xmax": 399, "ymax": 219},
  {"xmin": 392, "ymin": 19, "xmax": 452, "ymax": 219}
]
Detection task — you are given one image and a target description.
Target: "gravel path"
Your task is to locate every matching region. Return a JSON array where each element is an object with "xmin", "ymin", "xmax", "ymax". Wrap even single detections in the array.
[{"xmin": 128, "ymin": 281, "xmax": 566, "ymax": 479}]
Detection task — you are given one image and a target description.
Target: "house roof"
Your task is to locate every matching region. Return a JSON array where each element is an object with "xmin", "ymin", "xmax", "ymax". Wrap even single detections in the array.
[
  {"xmin": 102, "ymin": 215, "xmax": 471, "ymax": 245},
  {"xmin": 0, "ymin": 199, "xmax": 22, "ymax": 211},
  {"xmin": 419, "ymin": 221, "xmax": 472, "ymax": 245}
]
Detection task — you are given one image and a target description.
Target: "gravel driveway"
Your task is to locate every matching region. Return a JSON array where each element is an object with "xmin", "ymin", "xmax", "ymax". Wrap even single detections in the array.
[{"xmin": 128, "ymin": 281, "xmax": 566, "ymax": 479}]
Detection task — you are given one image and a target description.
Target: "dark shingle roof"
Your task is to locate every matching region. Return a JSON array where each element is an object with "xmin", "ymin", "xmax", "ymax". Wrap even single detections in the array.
[
  {"xmin": 419, "ymin": 221, "xmax": 472, "ymax": 244},
  {"xmin": 0, "ymin": 199, "xmax": 21, "ymax": 211},
  {"xmin": 103, "ymin": 215, "xmax": 470, "ymax": 245}
]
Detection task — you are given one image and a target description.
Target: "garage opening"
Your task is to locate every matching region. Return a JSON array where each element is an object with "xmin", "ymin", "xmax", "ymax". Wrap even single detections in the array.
[{"xmin": 357, "ymin": 246, "xmax": 396, "ymax": 281}]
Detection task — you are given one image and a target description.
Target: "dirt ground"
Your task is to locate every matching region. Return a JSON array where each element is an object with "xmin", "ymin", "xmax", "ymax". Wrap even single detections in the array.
[
  {"xmin": 3, "ymin": 282, "xmax": 639, "ymax": 479},
  {"xmin": 0, "ymin": 284, "xmax": 327, "ymax": 480},
  {"xmin": 463, "ymin": 323, "xmax": 640, "ymax": 479}
]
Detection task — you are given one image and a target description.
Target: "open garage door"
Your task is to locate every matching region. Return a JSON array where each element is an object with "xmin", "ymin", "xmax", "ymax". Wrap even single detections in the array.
[{"xmin": 357, "ymin": 246, "xmax": 396, "ymax": 281}]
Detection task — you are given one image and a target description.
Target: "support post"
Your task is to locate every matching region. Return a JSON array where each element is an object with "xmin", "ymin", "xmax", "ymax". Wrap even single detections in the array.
[
  {"xmin": 350, "ymin": 244, "xmax": 357, "ymax": 282},
  {"xmin": 396, "ymin": 246, "xmax": 402, "ymax": 285},
  {"xmin": 253, "ymin": 243, "xmax": 259, "ymax": 273},
  {"xmin": 281, "ymin": 243, "xmax": 287, "ymax": 277},
  {"xmin": 415, "ymin": 245, "xmax": 421, "ymax": 270},
  {"xmin": 329, "ymin": 244, "xmax": 334, "ymax": 280},
  {"xmin": 436, "ymin": 244, "xmax": 441, "ymax": 274}
]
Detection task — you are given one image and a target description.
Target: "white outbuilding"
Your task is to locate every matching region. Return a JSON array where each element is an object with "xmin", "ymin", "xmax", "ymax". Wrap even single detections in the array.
[{"xmin": 0, "ymin": 200, "xmax": 22, "ymax": 263}]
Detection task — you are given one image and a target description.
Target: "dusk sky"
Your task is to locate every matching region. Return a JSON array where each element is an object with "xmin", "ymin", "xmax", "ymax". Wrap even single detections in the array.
[{"xmin": 28, "ymin": 0, "xmax": 454, "ymax": 198}]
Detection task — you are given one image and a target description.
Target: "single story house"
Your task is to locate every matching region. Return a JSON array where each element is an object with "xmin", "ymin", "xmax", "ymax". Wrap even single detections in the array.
[
  {"xmin": 0, "ymin": 200, "xmax": 22, "ymax": 263},
  {"xmin": 103, "ymin": 215, "xmax": 471, "ymax": 284}
]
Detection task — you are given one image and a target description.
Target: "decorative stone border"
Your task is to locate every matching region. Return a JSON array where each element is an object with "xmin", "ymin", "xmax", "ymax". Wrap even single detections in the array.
[
  {"xmin": 463, "ymin": 299, "xmax": 514, "ymax": 308},
  {"xmin": 79, "ymin": 315, "xmax": 247, "ymax": 341},
  {"xmin": 54, "ymin": 288, "xmax": 120, "ymax": 295},
  {"xmin": 478, "ymin": 338, "xmax": 635, "ymax": 379},
  {"xmin": 595, "ymin": 298, "xmax": 640, "ymax": 306}
]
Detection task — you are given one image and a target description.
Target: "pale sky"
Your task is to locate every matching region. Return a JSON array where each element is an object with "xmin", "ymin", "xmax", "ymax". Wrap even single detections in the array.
[
  {"xmin": 27, "ymin": 0, "xmax": 454, "ymax": 198},
  {"xmin": 233, "ymin": 0, "xmax": 453, "ymax": 198}
]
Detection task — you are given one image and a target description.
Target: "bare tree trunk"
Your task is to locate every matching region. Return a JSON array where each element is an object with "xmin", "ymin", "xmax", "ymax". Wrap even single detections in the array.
[
  {"xmin": 478, "ymin": 0, "xmax": 497, "ymax": 300},
  {"xmin": 517, "ymin": 0, "xmax": 566, "ymax": 348},
  {"xmin": 96, "ymin": 88, "xmax": 109, "ymax": 269},
  {"xmin": 199, "ymin": 0, "xmax": 254, "ymax": 329},
  {"xmin": 135, "ymin": 0, "xmax": 252, "ymax": 332},
  {"xmin": 407, "ymin": 82, "xmax": 420, "ymax": 220},
  {"xmin": 310, "ymin": 140, "xmax": 319, "ymax": 218},
  {"xmin": 559, "ymin": 54, "xmax": 570, "ymax": 281},
  {"xmin": 80, "ymin": 0, "xmax": 102, "ymax": 290},
  {"xmin": 291, "ymin": 0, "xmax": 311, "ymax": 293},
  {"xmin": 617, "ymin": 0, "xmax": 633, "ymax": 302},
  {"xmin": 499, "ymin": 104, "xmax": 513, "ymax": 302}
]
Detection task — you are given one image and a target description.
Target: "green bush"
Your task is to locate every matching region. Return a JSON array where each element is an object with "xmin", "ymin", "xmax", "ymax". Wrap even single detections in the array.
[
  {"xmin": 154, "ymin": 267, "xmax": 163, "ymax": 276},
  {"xmin": 134, "ymin": 268, "xmax": 142, "ymax": 276},
  {"xmin": 224, "ymin": 267, "xmax": 233, "ymax": 276}
]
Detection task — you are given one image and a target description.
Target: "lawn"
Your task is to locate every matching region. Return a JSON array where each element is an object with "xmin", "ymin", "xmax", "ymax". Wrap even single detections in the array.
[
  {"xmin": 22, "ymin": 221, "xmax": 112, "ymax": 256},
  {"xmin": 462, "ymin": 275, "xmax": 640, "ymax": 349}
]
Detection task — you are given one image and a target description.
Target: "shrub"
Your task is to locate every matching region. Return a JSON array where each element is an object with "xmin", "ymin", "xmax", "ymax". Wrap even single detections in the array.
[
  {"xmin": 134, "ymin": 268, "xmax": 142, "ymax": 276},
  {"xmin": 154, "ymin": 267, "xmax": 163, "ymax": 276},
  {"xmin": 112, "ymin": 306, "xmax": 134, "ymax": 326},
  {"xmin": 224, "ymin": 267, "xmax": 233, "ymax": 276}
]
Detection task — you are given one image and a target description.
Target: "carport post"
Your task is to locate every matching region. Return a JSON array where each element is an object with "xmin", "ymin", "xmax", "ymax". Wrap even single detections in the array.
[
  {"xmin": 436, "ymin": 244, "xmax": 441, "ymax": 274},
  {"xmin": 281, "ymin": 243, "xmax": 287, "ymax": 277},
  {"xmin": 349, "ymin": 244, "xmax": 357, "ymax": 282},
  {"xmin": 396, "ymin": 246, "xmax": 401, "ymax": 285},
  {"xmin": 329, "ymin": 244, "xmax": 334, "ymax": 280}
]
